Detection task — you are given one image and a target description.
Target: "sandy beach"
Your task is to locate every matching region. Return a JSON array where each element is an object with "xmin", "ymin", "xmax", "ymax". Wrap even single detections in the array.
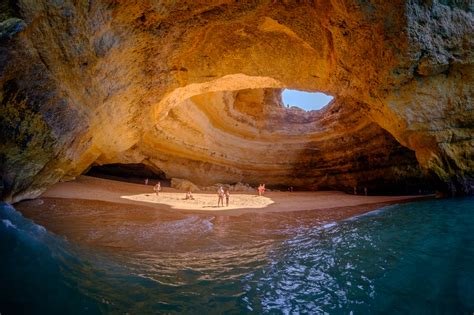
[
  {"xmin": 30, "ymin": 175, "xmax": 431, "ymax": 216},
  {"xmin": 14, "ymin": 175, "xmax": 434, "ymax": 251}
]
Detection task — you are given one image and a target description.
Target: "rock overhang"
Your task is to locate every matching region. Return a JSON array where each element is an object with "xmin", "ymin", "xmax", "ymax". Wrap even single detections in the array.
[{"xmin": 0, "ymin": 0, "xmax": 472, "ymax": 202}]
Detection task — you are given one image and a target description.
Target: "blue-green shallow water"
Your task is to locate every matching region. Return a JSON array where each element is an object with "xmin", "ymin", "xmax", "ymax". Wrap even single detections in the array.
[{"xmin": 1, "ymin": 198, "xmax": 473, "ymax": 314}]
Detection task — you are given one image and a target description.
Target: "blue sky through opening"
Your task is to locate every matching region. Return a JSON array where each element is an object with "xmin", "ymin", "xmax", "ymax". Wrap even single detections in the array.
[{"xmin": 282, "ymin": 89, "xmax": 333, "ymax": 111}]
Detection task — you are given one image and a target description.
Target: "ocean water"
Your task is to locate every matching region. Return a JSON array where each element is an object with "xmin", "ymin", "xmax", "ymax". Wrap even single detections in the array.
[{"xmin": 1, "ymin": 198, "xmax": 473, "ymax": 314}]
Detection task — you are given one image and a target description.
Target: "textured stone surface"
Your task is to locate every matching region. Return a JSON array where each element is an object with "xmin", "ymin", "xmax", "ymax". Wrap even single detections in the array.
[{"xmin": 0, "ymin": 0, "xmax": 472, "ymax": 202}]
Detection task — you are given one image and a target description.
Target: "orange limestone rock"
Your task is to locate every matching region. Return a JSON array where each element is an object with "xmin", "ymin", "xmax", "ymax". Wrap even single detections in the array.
[{"xmin": 0, "ymin": 1, "xmax": 472, "ymax": 202}]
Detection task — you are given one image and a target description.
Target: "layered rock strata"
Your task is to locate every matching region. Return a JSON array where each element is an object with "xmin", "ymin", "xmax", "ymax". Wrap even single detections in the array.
[{"xmin": 0, "ymin": 0, "xmax": 472, "ymax": 202}]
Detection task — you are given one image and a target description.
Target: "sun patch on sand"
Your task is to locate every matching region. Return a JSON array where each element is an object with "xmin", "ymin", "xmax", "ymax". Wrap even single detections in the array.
[{"xmin": 121, "ymin": 192, "xmax": 274, "ymax": 211}]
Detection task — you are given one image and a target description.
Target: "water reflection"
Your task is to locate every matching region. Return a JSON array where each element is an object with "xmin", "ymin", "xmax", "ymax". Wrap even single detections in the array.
[{"xmin": 7, "ymin": 198, "xmax": 474, "ymax": 314}]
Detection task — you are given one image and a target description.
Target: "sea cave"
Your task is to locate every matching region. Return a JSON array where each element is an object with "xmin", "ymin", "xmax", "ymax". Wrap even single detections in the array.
[{"xmin": 0, "ymin": 1, "xmax": 473, "ymax": 313}]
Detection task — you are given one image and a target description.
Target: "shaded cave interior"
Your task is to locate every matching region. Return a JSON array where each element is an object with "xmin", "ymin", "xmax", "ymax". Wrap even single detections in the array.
[
  {"xmin": 86, "ymin": 163, "xmax": 169, "ymax": 186},
  {"xmin": 85, "ymin": 87, "xmax": 434, "ymax": 195}
]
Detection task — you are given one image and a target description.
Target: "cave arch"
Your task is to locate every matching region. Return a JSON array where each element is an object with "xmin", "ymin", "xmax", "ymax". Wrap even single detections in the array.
[
  {"xmin": 0, "ymin": 1, "xmax": 472, "ymax": 202},
  {"xmin": 134, "ymin": 79, "xmax": 428, "ymax": 193}
]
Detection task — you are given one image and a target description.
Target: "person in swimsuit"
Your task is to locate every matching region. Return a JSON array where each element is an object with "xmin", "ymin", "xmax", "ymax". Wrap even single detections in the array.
[
  {"xmin": 217, "ymin": 186, "xmax": 224, "ymax": 207},
  {"xmin": 224, "ymin": 188, "xmax": 230, "ymax": 207},
  {"xmin": 153, "ymin": 182, "xmax": 161, "ymax": 196}
]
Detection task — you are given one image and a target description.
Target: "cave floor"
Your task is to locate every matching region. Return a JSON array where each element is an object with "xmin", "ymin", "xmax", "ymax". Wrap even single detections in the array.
[
  {"xmin": 14, "ymin": 176, "xmax": 434, "ymax": 251},
  {"xmin": 22, "ymin": 176, "xmax": 432, "ymax": 216}
]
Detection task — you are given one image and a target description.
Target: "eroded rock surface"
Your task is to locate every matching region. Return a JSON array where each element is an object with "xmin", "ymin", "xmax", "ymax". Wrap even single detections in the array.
[{"xmin": 0, "ymin": 0, "xmax": 472, "ymax": 202}]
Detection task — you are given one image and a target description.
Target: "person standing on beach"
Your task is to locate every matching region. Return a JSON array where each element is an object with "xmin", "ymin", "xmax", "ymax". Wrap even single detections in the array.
[
  {"xmin": 224, "ymin": 188, "xmax": 230, "ymax": 207},
  {"xmin": 153, "ymin": 182, "xmax": 161, "ymax": 196},
  {"xmin": 217, "ymin": 186, "xmax": 224, "ymax": 207},
  {"xmin": 258, "ymin": 184, "xmax": 263, "ymax": 196}
]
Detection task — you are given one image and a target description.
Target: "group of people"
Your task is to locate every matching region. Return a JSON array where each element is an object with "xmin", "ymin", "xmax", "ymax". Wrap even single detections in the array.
[
  {"xmin": 153, "ymin": 181, "xmax": 195, "ymax": 200},
  {"xmin": 152, "ymin": 180, "xmax": 225, "ymax": 205},
  {"xmin": 149, "ymin": 180, "xmax": 273, "ymax": 207},
  {"xmin": 155, "ymin": 183, "xmax": 231, "ymax": 207},
  {"xmin": 217, "ymin": 186, "xmax": 230, "ymax": 207}
]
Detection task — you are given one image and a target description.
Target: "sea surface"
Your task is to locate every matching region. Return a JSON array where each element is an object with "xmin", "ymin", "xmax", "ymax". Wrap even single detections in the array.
[{"xmin": 1, "ymin": 198, "xmax": 473, "ymax": 314}]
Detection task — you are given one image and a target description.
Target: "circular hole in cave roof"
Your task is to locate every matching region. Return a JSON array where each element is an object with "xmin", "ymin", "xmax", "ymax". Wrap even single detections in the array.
[{"xmin": 282, "ymin": 89, "xmax": 333, "ymax": 111}]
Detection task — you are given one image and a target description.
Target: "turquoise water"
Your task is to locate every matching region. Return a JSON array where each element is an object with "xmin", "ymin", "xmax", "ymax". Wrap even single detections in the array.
[{"xmin": 1, "ymin": 198, "xmax": 473, "ymax": 314}]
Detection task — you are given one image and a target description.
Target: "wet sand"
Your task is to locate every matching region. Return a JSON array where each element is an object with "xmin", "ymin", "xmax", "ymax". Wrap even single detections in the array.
[
  {"xmin": 15, "ymin": 176, "xmax": 433, "ymax": 252},
  {"xmin": 16, "ymin": 197, "xmax": 409, "ymax": 251}
]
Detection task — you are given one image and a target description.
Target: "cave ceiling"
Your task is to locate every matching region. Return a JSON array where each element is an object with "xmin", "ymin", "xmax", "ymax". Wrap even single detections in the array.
[{"xmin": 0, "ymin": 0, "xmax": 473, "ymax": 201}]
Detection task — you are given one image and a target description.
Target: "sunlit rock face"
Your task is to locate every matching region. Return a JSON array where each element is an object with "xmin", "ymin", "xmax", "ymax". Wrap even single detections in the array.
[
  {"xmin": 140, "ymin": 88, "xmax": 425, "ymax": 194},
  {"xmin": 0, "ymin": 1, "xmax": 472, "ymax": 201}
]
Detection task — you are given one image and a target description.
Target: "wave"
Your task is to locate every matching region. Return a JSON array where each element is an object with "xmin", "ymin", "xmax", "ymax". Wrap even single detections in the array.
[
  {"xmin": 343, "ymin": 204, "xmax": 395, "ymax": 222},
  {"xmin": 0, "ymin": 202, "xmax": 102, "ymax": 314},
  {"xmin": 2, "ymin": 218, "xmax": 17, "ymax": 229}
]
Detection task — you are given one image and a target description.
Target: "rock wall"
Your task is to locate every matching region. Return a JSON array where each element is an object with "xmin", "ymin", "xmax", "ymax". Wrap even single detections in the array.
[
  {"xmin": 139, "ymin": 88, "xmax": 426, "ymax": 194},
  {"xmin": 0, "ymin": 0, "xmax": 472, "ymax": 202}
]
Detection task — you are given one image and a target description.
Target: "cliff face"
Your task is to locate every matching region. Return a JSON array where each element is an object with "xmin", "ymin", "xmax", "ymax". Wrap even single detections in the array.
[{"xmin": 0, "ymin": 0, "xmax": 472, "ymax": 202}]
